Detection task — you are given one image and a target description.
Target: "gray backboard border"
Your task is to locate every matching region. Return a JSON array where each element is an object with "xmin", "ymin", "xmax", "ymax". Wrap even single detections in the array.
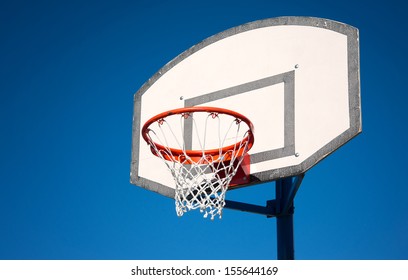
[{"xmin": 130, "ymin": 16, "xmax": 361, "ymax": 198}]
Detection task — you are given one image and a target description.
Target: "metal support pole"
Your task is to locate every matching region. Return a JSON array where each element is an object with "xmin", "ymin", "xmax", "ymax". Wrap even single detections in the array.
[
  {"xmin": 223, "ymin": 174, "xmax": 304, "ymax": 260},
  {"xmin": 276, "ymin": 177, "xmax": 295, "ymax": 260},
  {"xmin": 276, "ymin": 210, "xmax": 294, "ymax": 259}
]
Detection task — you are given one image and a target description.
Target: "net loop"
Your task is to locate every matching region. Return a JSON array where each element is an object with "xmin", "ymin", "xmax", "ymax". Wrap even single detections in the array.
[{"xmin": 157, "ymin": 118, "xmax": 165, "ymax": 126}]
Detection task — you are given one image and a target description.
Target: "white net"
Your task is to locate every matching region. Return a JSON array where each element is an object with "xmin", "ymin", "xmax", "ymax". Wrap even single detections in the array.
[{"xmin": 143, "ymin": 108, "xmax": 253, "ymax": 220}]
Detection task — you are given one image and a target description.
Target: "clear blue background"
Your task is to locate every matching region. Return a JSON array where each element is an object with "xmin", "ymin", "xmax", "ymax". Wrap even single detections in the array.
[{"xmin": 1, "ymin": 0, "xmax": 407, "ymax": 260}]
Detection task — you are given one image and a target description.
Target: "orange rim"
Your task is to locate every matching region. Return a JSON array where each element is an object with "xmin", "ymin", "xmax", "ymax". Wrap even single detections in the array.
[{"xmin": 142, "ymin": 107, "xmax": 254, "ymax": 163}]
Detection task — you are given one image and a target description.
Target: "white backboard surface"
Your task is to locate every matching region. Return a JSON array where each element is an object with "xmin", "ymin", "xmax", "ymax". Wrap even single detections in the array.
[{"xmin": 131, "ymin": 17, "xmax": 361, "ymax": 198}]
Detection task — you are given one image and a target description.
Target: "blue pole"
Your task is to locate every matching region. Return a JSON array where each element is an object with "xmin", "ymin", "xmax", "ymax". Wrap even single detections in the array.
[
  {"xmin": 224, "ymin": 175, "xmax": 303, "ymax": 259},
  {"xmin": 276, "ymin": 177, "xmax": 295, "ymax": 260}
]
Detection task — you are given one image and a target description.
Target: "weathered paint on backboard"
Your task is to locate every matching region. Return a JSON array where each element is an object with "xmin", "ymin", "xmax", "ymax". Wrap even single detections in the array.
[{"xmin": 130, "ymin": 16, "xmax": 361, "ymax": 198}]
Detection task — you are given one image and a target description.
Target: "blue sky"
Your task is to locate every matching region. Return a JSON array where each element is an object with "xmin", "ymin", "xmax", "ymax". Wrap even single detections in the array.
[{"xmin": 1, "ymin": 0, "xmax": 407, "ymax": 260}]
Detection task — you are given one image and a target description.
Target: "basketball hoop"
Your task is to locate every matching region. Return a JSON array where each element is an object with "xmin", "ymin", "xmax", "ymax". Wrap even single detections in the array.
[{"xmin": 142, "ymin": 107, "xmax": 254, "ymax": 219}]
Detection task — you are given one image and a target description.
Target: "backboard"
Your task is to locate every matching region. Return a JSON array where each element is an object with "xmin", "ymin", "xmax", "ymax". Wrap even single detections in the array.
[{"xmin": 130, "ymin": 16, "xmax": 361, "ymax": 199}]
